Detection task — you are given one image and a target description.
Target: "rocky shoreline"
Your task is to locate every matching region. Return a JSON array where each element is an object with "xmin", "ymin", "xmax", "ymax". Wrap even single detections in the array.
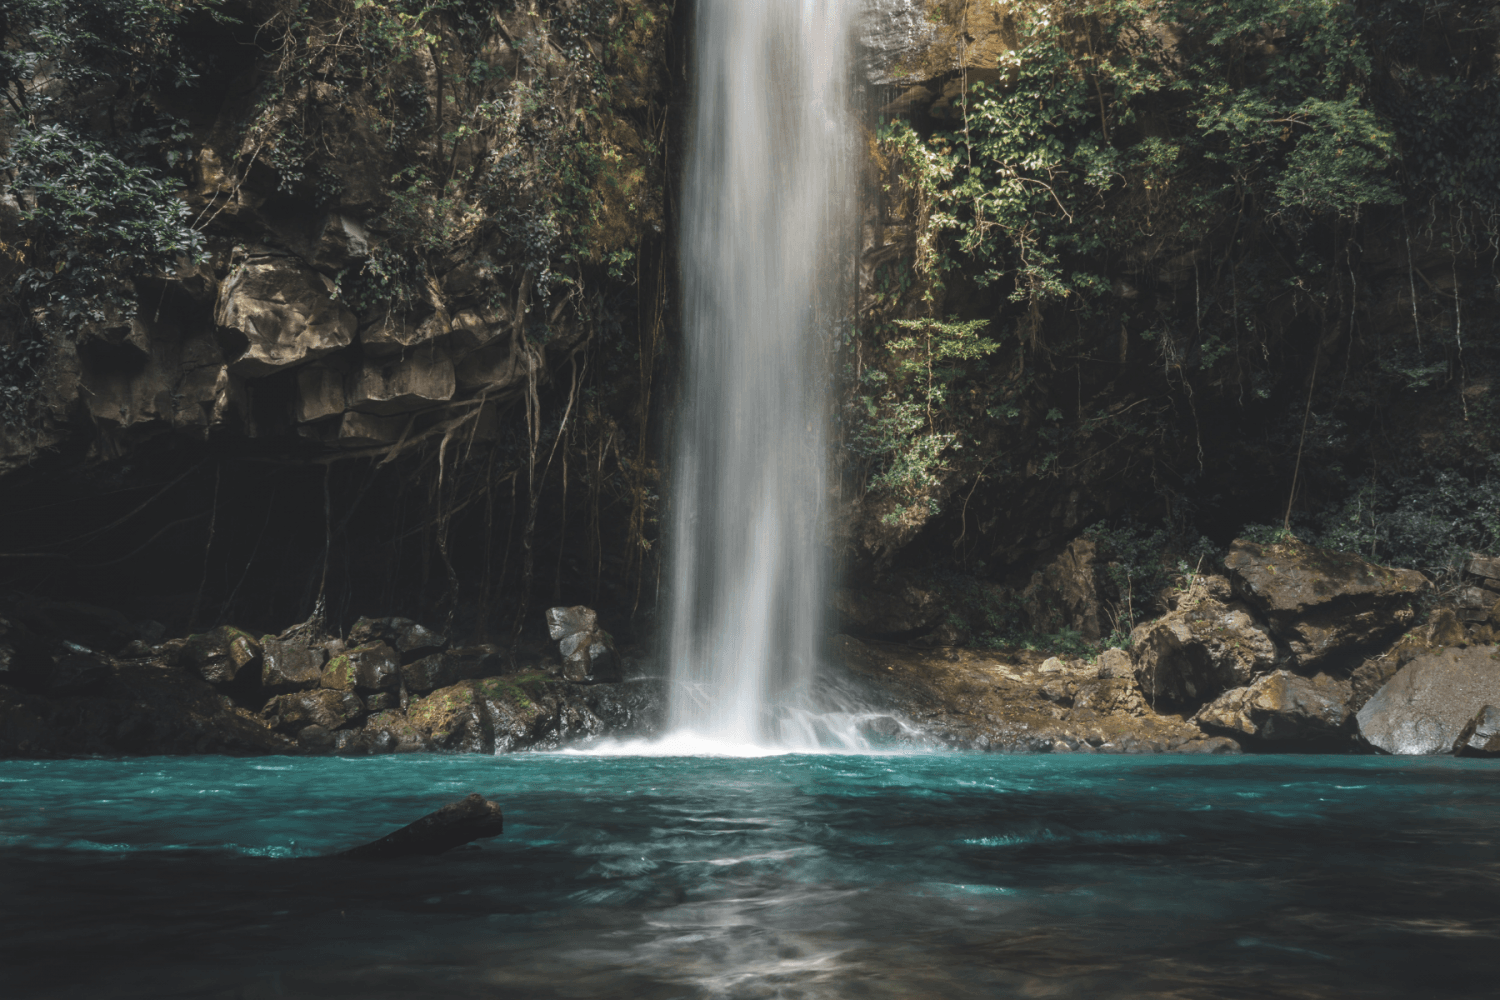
[{"xmin": 2, "ymin": 538, "xmax": 1499, "ymax": 760}]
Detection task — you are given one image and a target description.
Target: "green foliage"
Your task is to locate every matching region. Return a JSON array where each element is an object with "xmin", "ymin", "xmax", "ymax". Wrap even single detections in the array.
[
  {"xmin": 848, "ymin": 314, "xmax": 1000, "ymax": 517},
  {"xmin": 1292, "ymin": 469, "xmax": 1500, "ymax": 576},
  {"xmin": 7, "ymin": 124, "xmax": 206, "ymax": 323}
]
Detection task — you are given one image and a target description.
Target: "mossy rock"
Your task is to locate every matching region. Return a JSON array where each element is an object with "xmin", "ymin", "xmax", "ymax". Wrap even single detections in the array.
[{"xmin": 321, "ymin": 654, "xmax": 356, "ymax": 692}]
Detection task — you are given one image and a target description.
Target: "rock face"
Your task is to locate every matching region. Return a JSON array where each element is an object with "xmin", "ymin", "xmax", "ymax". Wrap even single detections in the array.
[
  {"xmin": 1020, "ymin": 538, "xmax": 1118, "ymax": 642},
  {"xmin": 1225, "ymin": 540, "xmax": 1427, "ymax": 670},
  {"xmin": 1130, "ymin": 578, "xmax": 1278, "ymax": 708},
  {"xmin": 1453, "ymin": 705, "xmax": 1500, "ymax": 757},
  {"xmin": 262, "ymin": 689, "xmax": 366, "ymax": 735},
  {"xmin": 1356, "ymin": 646, "xmax": 1500, "ymax": 754},
  {"xmin": 181, "ymin": 627, "xmax": 262, "ymax": 686},
  {"xmin": 339, "ymin": 793, "xmax": 503, "ymax": 860},
  {"xmin": 834, "ymin": 582, "xmax": 948, "ymax": 640},
  {"xmin": 1194, "ymin": 671, "xmax": 1353, "ymax": 744},
  {"xmin": 260, "ymin": 635, "xmax": 326, "ymax": 692},
  {"xmin": 544, "ymin": 606, "xmax": 620, "ymax": 683},
  {"xmin": 215, "ymin": 253, "xmax": 357, "ymax": 376},
  {"xmin": 832, "ymin": 635, "xmax": 1213, "ymax": 754}
]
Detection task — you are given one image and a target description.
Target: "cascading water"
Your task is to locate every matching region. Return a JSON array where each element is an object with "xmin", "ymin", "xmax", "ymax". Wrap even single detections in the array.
[{"xmin": 665, "ymin": 0, "xmax": 856, "ymax": 746}]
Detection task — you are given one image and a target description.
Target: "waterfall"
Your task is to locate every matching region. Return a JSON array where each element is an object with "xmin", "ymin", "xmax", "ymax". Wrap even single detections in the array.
[{"xmin": 665, "ymin": 0, "xmax": 855, "ymax": 745}]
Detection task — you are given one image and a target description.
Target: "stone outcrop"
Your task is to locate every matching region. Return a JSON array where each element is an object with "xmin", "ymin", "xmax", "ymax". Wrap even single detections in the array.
[
  {"xmin": 214, "ymin": 253, "xmax": 357, "ymax": 376},
  {"xmin": 262, "ymin": 688, "xmax": 366, "ymax": 736},
  {"xmin": 1194, "ymin": 670, "xmax": 1353, "ymax": 745},
  {"xmin": 339, "ymin": 793, "xmax": 504, "ymax": 860},
  {"xmin": 1225, "ymin": 540, "xmax": 1427, "ymax": 670},
  {"xmin": 180, "ymin": 627, "xmax": 262, "ymax": 686},
  {"xmin": 545, "ymin": 606, "xmax": 621, "ymax": 683},
  {"xmin": 1356, "ymin": 646, "xmax": 1500, "ymax": 754},
  {"xmin": 832, "ymin": 634, "xmax": 1217, "ymax": 754},
  {"xmin": 1129, "ymin": 576, "xmax": 1278, "ymax": 708},
  {"xmin": 1019, "ymin": 537, "xmax": 1118, "ymax": 642},
  {"xmin": 260, "ymin": 635, "xmax": 326, "ymax": 692},
  {"xmin": 1453, "ymin": 705, "xmax": 1500, "ymax": 757}
]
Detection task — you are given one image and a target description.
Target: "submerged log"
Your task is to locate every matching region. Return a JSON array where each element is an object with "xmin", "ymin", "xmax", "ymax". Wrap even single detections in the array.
[{"xmin": 339, "ymin": 793, "xmax": 503, "ymax": 859}]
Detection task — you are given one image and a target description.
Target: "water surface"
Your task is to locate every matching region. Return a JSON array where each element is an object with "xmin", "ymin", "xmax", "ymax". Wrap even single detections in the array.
[{"xmin": 2, "ymin": 753, "xmax": 1496, "ymax": 998}]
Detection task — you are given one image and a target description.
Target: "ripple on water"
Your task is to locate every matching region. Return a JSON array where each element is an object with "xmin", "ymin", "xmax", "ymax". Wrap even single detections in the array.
[{"xmin": 0, "ymin": 754, "xmax": 1497, "ymax": 999}]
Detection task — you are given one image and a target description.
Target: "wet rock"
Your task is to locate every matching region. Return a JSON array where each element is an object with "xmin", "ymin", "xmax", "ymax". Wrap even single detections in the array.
[
  {"xmin": 181, "ymin": 627, "xmax": 263, "ymax": 686},
  {"xmin": 363, "ymin": 691, "xmax": 398, "ymax": 713},
  {"xmin": 408, "ymin": 682, "xmax": 493, "ymax": 752},
  {"xmin": 339, "ymin": 793, "xmax": 503, "ymax": 859},
  {"xmin": 298, "ymin": 724, "xmax": 335, "ymax": 749},
  {"xmin": 1194, "ymin": 670, "xmax": 1352, "ymax": 744},
  {"xmin": 1453, "ymin": 705, "xmax": 1500, "ymax": 757},
  {"xmin": 260, "ymin": 635, "xmax": 326, "ymax": 692},
  {"xmin": 400, "ymin": 646, "xmax": 501, "ymax": 695},
  {"xmin": 262, "ymin": 689, "xmax": 365, "ymax": 734},
  {"xmin": 544, "ymin": 606, "xmax": 597, "ymax": 640},
  {"xmin": 559, "ymin": 629, "xmax": 621, "ymax": 683},
  {"xmin": 349, "ymin": 617, "xmax": 449, "ymax": 660},
  {"xmin": 1130, "ymin": 584, "xmax": 1278, "ymax": 708},
  {"xmin": 1225, "ymin": 540, "xmax": 1427, "ymax": 670},
  {"xmin": 544, "ymin": 606, "xmax": 620, "ymax": 683},
  {"xmin": 1172, "ymin": 736, "xmax": 1243, "ymax": 754},
  {"xmin": 1020, "ymin": 538, "xmax": 1118, "ymax": 642},
  {"xmin": 325, "ymin": 642, "xmax": 400, "ymax": 692},
  {"xmin": 341, "ymin": 710, "xmax": 433, "ymax": 754},
  {"xmin": 1356, "ymin": 645, "xmax": 1500, "ymax": 754}
]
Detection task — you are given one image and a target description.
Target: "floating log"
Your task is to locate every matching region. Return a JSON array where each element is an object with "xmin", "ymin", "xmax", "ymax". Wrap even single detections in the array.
[{"xmin": 339, "ymin": 793, "xmax": 503, "ymax": 859}]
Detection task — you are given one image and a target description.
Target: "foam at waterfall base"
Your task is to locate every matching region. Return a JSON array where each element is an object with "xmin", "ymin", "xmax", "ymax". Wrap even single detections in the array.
[{"xmin": 563, "ymin": 711, "xmax": 927, "ymax": 758}]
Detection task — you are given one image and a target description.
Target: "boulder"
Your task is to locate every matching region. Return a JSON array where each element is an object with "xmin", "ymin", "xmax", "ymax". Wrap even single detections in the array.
[
  {"xmin": 1453, "ymin": 705, "xmax": 1500, "ymax": 757},
  {"xmin": 324, "ymin": 642, "xmax": 400, "ymax": 692},
  {"xmin": 1466, "ymin": 554, "xmax": 1500, "ymax": 584},
  {"xmin": 1224, "ymin": 540, "xmax": 1427, "ymax": 670},
  {"xmin": 400, "ymin": 647, "xmax": 501, "ymax": 695},
  {"xmin": 214, "ymin": 253, "xmax": 356, "ymax": 376},
  {"xmin": 1356, "ymin": 645, "xmax": 1500, "ymax": 754},
  {"xmin": 1194, "ymin": 671, "xmax": 1352, "ymax": 743},
  {"xmin": 338, "ymin": 793, "xmax": 503, "ymax": 859},
  {"xmin": 260, "ymin": 635, "xmax": 326, "ymax": 692},
  {"xmin": 1020, "ymin": 537, "xmax": 1118, "ymax": 642},
  {"xmin": 543, "ymin": 606, "xmax": 621, "ymax": 683},
  {"xmin": 544, "ymin": 606, "xmax": 597, "ymax": 640},
  {"xmin": 1070, "ymin": 677, "xmax": 1148, "ymax": 717},
  {"xmin": 1130, "ymin": 584, "xmax": 1278, "ymax": 707},
  {"xmin": 1096, "ymin": 647, "xmax": 1134, "ymax": 679},
  {"xmin": 341, "ymin": 710, "xmax": 434, "ymax": 754},
  {"xmin": 407, "ymin": 682, "xmax": 493, "ymax": 752},
  {"xmin": 348, "ymin": 617, "xmax": 449, "ymax": 660},
  {"xmin": 181, "ymin": 627, "xmax": 262, "ymax": 686},
  {"xmin": 262, "ymin": 688, "xmax": 365, "ymax": 734},
  {"xmin": 559, "ymin": 629, "xmax": 621, "ymax": 683}
]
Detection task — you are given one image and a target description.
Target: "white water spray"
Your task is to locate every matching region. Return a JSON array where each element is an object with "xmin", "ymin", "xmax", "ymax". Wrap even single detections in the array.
[{"xmin": 665, "ymin": 0, "xmax": 856, "ymax": 746}]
